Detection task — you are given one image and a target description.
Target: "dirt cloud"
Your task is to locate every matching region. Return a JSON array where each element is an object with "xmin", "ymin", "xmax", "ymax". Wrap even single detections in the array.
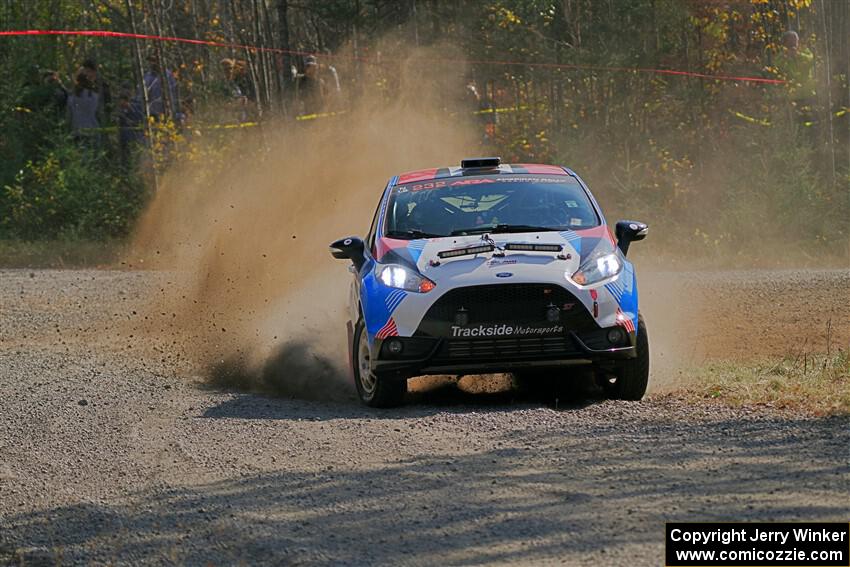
[
  {"xmin": 127, "ymin": 46, "xmax": 478, "ymax": 398},
  {"xmin": 123, "ymin": 45, "xmax": 746, "ymax": 401}
]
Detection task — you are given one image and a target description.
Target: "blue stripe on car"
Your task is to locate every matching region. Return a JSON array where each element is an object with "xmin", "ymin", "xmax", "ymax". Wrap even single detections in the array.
[
  {"xmin": 385, "ymin": 289, "xmax": 407, "ymax": 314},
  {"xmin": 407, "ymin": 239, "xmax": 427, "ymax": 263}
]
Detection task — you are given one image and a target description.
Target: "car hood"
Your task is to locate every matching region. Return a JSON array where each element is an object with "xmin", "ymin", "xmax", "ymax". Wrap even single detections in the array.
[{"xmin": 374, "ymin": 225, "xmax": 616, "ymax": 288}]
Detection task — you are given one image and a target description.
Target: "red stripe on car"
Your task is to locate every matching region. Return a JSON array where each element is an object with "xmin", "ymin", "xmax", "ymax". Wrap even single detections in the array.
[
  {"xmin": 397, "ymin": 168, "xmax": 440, "ymax": 184},
  {"xmin": 514, "ymin": 164, "xmax": 568, "ymax": 175},
  {"xmin": 376, "ymin": 318, "xmax": 398, "ymax": 339},
  {"xmin": 374, "ymin": 236, "xmax": 408, "ymax": 261}
]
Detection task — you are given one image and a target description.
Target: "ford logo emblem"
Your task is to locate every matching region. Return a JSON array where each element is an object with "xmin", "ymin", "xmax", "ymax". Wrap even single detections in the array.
[{"xmin": 496, "ymin": 272, "xmax": 513, "ymax": 278}]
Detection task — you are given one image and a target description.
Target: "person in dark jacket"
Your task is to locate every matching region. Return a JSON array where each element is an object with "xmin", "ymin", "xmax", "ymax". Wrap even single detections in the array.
[
  {"xmin": 220, "ymin": 58, "xmax": 255, "ymax": 123},
  {"xmin": 117, "ymin": 86, "xmax": 144, "ymax": 168},
  {"xmin": 137, "ymin": 53, "xmax": 179, "ymax": 119},
  {"xmin": 294, "ymin": 55, "xmax": 327, "ymax": 117}
]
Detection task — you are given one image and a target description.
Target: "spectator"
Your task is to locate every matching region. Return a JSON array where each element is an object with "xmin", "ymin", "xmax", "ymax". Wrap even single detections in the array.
[
  {"xmin": 321, "ymin": 49, "xmax": 342, "ymax": 109},
  {"xmin": 294, "ymin": 55, "xmax": 327, "ymax": 117},
  {"xmin": 17, "ymin": 67, "xmax": 67, "ymax": 161},
  {"xmin": 82, "ymin": 58, "xmax": 112, "ymax": 119},
  {"xmin": 116, "ymin": 86, "xmax": 144, "ymax": 168},
  {"xmin": 772, "ymin": 30, "xmax": 816, "ymax": 121},
  {"xmin": 220, "ymin": 58, "xmax": 254, "ymax": 123},
  {"xmin": 43, "ymin": 71, "xmax": 69, "ymax": 113},
  {"xmin": 137, "ymin": 53, "xmax": 179, "ymax": 119},
  {"xmin": 66, "ymin": 68, "xmax": 103, "ymax": 147},
  {"xmin": 178, "ymin": 94, "xmax": 196, "ymax": 137},
  {"xmin": 464, "ymin": 79, "xmax": 496, "ymax": 145},
  {"xmin": 21, "ymin": 69, "xmax": 68, "ymax": 118}
]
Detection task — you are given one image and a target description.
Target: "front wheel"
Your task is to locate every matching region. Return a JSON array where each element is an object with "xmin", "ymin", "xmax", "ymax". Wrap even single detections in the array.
[
  {"xmin": 352, "ymin": 319, "xmax": 407, "ymax": 408},
  {"xmin": 603, "ymin": 314, "xmax": 650, "ymax": 400}
]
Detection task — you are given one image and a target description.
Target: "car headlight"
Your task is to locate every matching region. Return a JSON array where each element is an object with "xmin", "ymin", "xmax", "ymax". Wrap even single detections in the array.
[
  {"xmin": 570, "ymin": 252, "xmax": 622, "ymax": 287},
  {"xmin": 375, "ymin": 263, "xmax": 436, "ymax": 293}
]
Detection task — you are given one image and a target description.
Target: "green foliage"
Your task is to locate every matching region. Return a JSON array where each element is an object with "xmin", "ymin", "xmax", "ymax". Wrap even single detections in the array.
[
  {"xmin": 0, "ymin": 0, "xmax": 847, "ymax": 256},
  {"xmin": 532, "ymin": 102, "xmax": 848, "ymax": 258},
  {"xmin": 1, "ymin": 143, "xmax": 146, "ymax": 240},
  {"xmin": 467, "ymin": 0, "xmax": 848, "ymax": 258},
  {"xmin": 722, "ymin": 118, "xmax": 825, "ymax": 242}
]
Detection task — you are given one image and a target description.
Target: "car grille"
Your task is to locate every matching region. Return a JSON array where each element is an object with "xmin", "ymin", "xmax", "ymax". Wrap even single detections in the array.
[
  {"xmin": 427, "ymin": 328, "xmax": 624, "ymax": 365},
  {"xmin": 435, "ymin": 335, "xmax": 582, "ymax": 363},
  {"xmin": 427, "ymin": 284, "xmax": 575, "ymax": 324},
  {"xmin": 416, "ymin": 283, "xmax": 596, "ymax": 338}
]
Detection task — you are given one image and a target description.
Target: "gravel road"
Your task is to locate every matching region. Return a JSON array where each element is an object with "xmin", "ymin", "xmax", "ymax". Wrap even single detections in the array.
[{"xmin": 1, "ymin": 269, "xmax": 848, "ymax": 566}]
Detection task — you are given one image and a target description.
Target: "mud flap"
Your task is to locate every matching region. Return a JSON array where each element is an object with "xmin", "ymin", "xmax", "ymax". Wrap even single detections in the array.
[{"xmin": 346, "ymin": 320, "xmax": 356, "ymax": 384}]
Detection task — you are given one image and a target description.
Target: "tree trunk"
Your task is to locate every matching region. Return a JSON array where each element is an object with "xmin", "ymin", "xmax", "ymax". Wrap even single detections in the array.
[{"xmin": 276, "ymin": 0, "xmax": 291, "ymax": 87}]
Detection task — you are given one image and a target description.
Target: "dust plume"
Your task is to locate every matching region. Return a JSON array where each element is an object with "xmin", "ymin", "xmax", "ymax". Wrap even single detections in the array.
[
  {"xmin": 122, "ymin": 44, "xmax": 746, "ymax": 401},
  {"xmin": 127, "ymin": 45, "xmax": 478, "ymax": 398}
]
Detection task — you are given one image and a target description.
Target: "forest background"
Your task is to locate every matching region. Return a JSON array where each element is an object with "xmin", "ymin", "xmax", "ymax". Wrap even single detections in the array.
[{"xmin": 1, "ymin": 0, "xmax": 847, "ymax": 265}]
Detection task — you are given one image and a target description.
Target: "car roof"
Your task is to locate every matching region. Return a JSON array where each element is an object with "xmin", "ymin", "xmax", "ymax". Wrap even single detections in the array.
[{"xmin": 395, "ymin": 163, "xmax": 573, "ymax": 185}]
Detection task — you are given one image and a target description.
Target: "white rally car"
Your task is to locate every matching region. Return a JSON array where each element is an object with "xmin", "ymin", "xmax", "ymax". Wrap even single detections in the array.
[{"xmin": 330, "ymin": 158, "xmax": 649, "ymax": 407}]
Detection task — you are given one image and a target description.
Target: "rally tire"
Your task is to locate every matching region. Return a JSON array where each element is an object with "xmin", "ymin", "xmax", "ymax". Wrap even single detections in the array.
[
  {"xmin": 352, "ymin": 318, "xmax": 407, "ymax": 408},
  {"xmin": 606, "ymin": 314, "xmax": 650, "ymax": 401}
]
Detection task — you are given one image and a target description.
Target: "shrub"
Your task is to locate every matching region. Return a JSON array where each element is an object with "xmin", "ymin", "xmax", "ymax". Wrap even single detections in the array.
[{"xmin": 1, "ymin": 142, "xmax": 147, "ymax": 240}]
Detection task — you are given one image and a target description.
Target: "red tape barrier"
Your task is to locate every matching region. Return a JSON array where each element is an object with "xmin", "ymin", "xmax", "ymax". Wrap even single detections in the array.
[{"xmin": 0, "ymin": 29, "xmax": 786, "ymax": 85}]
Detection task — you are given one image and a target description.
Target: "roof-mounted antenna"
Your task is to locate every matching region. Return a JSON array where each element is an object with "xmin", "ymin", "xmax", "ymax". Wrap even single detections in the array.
[{"xmin": 461, "ymin": 157, "xmax": 501, "ymax": 168}]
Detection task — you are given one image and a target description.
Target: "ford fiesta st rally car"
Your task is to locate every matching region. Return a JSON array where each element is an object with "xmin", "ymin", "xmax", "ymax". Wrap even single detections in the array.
[{"xmin": 330, "ymin": 157, "xmax": 649, "ymax": 407}]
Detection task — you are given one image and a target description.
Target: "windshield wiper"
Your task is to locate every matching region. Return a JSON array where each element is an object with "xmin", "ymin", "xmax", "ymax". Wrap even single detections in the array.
[
  {"xmin": 385, "ymin": 229, "xmax": 445, "ymax": 239},
  {"xmin": 450, "ymin": 224, "xmax": 561, "ymax": 236}
]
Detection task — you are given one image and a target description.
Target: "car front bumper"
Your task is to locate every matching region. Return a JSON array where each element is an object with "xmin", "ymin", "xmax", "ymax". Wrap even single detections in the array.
[{"xmin": 371, "ymin": 327, "xmax": 636, "ymax": 379}]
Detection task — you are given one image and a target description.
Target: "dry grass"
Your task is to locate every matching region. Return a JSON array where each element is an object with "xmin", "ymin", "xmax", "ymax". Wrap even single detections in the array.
[
  {"xmin": 678, "ymin": 350, "xmax": 850, "ymax": 415},
  {"xmin": 0, "ymin": 239, "xmax": 124, "ymax": 268}
]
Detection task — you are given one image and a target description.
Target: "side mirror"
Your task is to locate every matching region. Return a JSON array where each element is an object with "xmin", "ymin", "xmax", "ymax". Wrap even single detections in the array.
[
  {"xmin": 329, "ymin": 236, "xmax": 366, "ymax": 270},
  {"xmin": 615, "ymin": 220, "xmax": 648, "ymax": 256}
]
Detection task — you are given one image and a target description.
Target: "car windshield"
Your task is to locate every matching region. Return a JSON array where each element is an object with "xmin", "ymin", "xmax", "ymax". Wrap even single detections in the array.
[{"xmin": 384, "ymin": 174, "xmax": 599, "ymax": 238}]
